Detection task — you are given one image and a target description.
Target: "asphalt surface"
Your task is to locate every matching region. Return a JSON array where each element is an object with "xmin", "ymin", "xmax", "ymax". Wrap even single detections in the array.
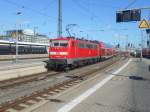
[
  {"xmin": 69, "ymin": 58, "xmax": 150, "ymax": 112},
  {"xmin": 30, "ymin": 58, "xmax": 150, "ymax": 112}
]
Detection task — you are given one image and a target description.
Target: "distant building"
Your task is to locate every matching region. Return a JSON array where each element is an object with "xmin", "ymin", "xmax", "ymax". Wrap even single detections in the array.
[
  {"xmin": 32, "ymin": 34, "xmax": 49, "ymax": 44},
  {"xmin": 5, "ymin": 29, "xmax": 49, "ymax": 44}
]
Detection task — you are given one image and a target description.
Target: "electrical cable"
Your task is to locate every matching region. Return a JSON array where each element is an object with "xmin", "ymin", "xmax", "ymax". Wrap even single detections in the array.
[
  {"xmin": 71, "ymin": 0, "xmax": 98, "ymax": 19},
  {"xmin": 124, "ymin": 0, "xmax": 138, "ymax": 9},
  {"xmin": 2, "ymin": 0, "xmax": 56, "ymax": 20}
]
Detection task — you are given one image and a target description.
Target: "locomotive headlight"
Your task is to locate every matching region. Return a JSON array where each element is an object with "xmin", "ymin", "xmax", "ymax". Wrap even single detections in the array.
[
  {"xmin": 50, "ymin": 52, "xmax": 57, "ymax": 55},
  {"xmin": 60, "ymin": 52, "xmax": 68, "ymax": 55},
  {"xmin": 50, "ymin": 52, "xmax": 68, "ymax": 55}
]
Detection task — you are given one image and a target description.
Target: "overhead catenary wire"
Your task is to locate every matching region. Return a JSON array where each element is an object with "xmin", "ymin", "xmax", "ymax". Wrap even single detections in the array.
[
  {"xmin": 70, "ymin": 0, "xmax": 124, "ymax": 29},
  {"xmin": 1, "ymin": 0, "xmax": 70, "ymax": 37},
  {"xmin": 2, "ymin": 0, "xmax": 56, "ymax": 21},
  {"xmin": 124, "ymin": 0, "xmax": 138, "ymax": 9},
  {"xmin": 41, "ymin": 0, "xmax": 56, "ymax": 12},
  {"xmin": 71, "ymin": 0, "xmax": 101, "ymax": 33},
  {"xmin": 71, "ymin": 0, "xmax": 99, "ymax": 21},
  {"xmin": 84, "ymin": 0, "xmax": 121, "ymax": 9}
]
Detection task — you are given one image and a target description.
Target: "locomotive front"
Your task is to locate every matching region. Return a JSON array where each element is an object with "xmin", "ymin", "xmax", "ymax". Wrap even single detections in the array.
[{"xmin": 48, "ymin": 38, "xmax": 70, "ymax": 69}]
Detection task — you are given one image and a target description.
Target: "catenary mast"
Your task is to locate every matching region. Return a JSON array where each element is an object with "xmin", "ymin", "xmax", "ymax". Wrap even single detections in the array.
[{"xmin": 57, "ymin": 0, "xmax": 62, "ymax": 37}]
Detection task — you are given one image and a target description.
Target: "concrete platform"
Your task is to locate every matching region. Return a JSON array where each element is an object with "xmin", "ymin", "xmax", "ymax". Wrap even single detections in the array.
[
  {"xmin": 0, "ymin": 54, "xmax": 48, "ymax": 61},
  {"xmin": 27, "ymin": 58, "xmax": 150, "ymax": 112},
  {"xmin": 0, "ymin": 61, "xmax": 48, "ymax": 81}
]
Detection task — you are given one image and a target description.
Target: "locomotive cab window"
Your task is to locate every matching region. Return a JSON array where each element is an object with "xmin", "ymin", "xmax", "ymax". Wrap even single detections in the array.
[
  {"xmin": 54, "ymin": 43, "xmax": 59, "ymax": 46},
  {"xmin": 60, "ymin": 43, "xmax": 68, "ymax": 47},
  {"xmin": 51, "ymin": 40, "xmax": 68, "ymax": 47}
]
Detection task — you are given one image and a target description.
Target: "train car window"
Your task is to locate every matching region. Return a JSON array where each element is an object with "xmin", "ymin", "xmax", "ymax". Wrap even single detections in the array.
[
  {"xmin": 93, "ymin": 45, "xmax": 98, "ymax": 49},
  {"xmin": 86, "ymin": 44, "xmax": 93, "ymax": 49},
  {"xmin": 91, "ymin": 44, "xmax": 93, "ymax": 49},
  {"xmin": 79, "ymin": 43, "xmax": 98, "ymax": 49},
  {"xmin": 78, "ymin": 42, "xmax": 85, "ymax": 48},
  {"xmin": 93, "ymin": 45, "xmax": 95, "ymax": 48},
  {"xmin": 85, "ymin": 44, "xmax": 88, "ymax": 48},
  {"xmin": 86, "ymin": 44, "xmax": 90, "ymax": 48}
]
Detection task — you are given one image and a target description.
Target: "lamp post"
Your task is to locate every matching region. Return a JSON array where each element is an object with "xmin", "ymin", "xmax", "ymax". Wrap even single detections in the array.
[
  {"xmin": 33, "ymin": 26, "xmax": 38, "ymax": 42},
  {"xmin": 125, "ymin": 35, "xmax": 129, "ymax": 57},
  {"xmin": 33, "ymin": 26, "xmax": 38, "ymax": 36},
  {"xmin": 0, "ymin": 25, "xmax": 4, "ymax": 38},
  {"xmin": 15, "ymin": 12, "xmax": 22, "ymax": 63}
]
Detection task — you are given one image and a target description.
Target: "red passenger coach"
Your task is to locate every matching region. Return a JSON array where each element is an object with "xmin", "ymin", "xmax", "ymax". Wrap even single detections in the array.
[
  {"xmin": 99, "ymin": 42, "xmax": 105, "ymax": 57},
  {"xmin": 99, "ymin": 42, "xmax": 115, "ymax": 58},
  {"xmin": 48, "ymin": 37, "xmax": 100, "ymax": 69}
]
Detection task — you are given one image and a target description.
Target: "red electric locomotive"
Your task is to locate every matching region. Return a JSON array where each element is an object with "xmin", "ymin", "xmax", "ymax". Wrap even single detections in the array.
[
  {"xmin": 49, "ymin": 37, "xmax": 101, "ymax": 69},
  {"xmin": 48, "ymin": 37, "xmax": 116, "ymax": 70}
]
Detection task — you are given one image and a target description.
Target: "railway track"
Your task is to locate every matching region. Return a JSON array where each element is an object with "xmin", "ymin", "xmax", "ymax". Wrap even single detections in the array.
[
  {"xmin": 0, "ymin": 71, "xmax": 60, "ymax": 89},
  {"xmin": 0, "ymin": 57, "xmax": 113, "ymax": 89},
  {"xmin": 0, "ymin": 56, "xmax": 122, "ymax": 112}
]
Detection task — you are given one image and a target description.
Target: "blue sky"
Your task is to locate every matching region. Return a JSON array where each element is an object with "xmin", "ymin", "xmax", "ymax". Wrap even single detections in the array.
[{"xmin": 0, "ymin": 0, "xmax": 150, "ymax": 47}]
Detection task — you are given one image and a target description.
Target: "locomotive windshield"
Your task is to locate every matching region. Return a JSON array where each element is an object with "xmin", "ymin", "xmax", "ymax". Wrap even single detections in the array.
[{"xmin": 51, "ymin": 40, "xmax": 68, "ymax": 47}]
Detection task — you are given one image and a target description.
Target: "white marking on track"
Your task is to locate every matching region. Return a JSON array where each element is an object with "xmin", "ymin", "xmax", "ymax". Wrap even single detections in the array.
[{"xmin": 57, "ymin": 59, "xmax": 132, "ymax": 112}]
